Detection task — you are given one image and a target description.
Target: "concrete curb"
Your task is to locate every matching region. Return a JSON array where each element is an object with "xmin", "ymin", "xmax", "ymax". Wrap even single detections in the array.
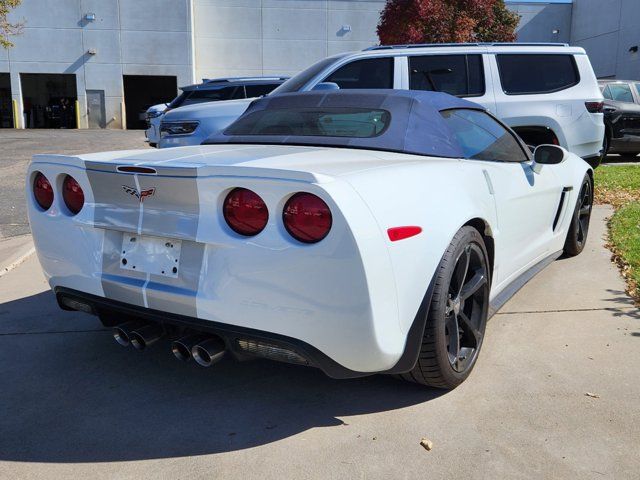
[{"xmin": 0, "ymin": 235, "xmax": 36, "ymax": 278}]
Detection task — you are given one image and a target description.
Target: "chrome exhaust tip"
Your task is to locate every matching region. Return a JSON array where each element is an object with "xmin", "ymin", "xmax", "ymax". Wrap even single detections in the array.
[
  {"xmin": 192, "ymin": 337, "xmax": 226, "ymax": 367},
  {"xmin": 112, "ymin": 321, "xmax": 145, "ymax": 347},
  {"xmin": 130, "ymin": 323, "xmax": 165, "ymax": 351},
  {"xmin": 171, "ymin": 334, "xmax": 207, "ymax": 362}
]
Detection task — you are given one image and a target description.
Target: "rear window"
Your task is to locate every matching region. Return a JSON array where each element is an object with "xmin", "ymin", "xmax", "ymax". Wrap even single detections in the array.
[
  {"xmin": 409, "ymin": 54, "xmax": 485, "ymax": 97},
  {"xmin": 497, "ymin": 54, "xmax": 579, "ymax": 95},
  {"xmin": 225, "ymin": 107, "xmax": 390, "ymax": 138},
  {"xmin": 171, "ymin": 86, "xmax": 243, "ymax": 108}
]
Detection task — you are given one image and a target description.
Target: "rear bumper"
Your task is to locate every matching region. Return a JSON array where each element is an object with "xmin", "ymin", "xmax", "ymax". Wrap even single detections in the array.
[
  {"xmin": 609, "ymin": 135, "xmax": 640, "ymax": 154},
  {"xmin": 55, "ymin": 286, "xmax": 428, "ymax": 379},
  {"xmin": 27, "ymin": 158, "xmax": 418, "ymax": 374}
]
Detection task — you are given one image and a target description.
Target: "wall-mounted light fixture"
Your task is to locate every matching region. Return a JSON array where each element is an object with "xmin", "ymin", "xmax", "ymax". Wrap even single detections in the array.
[
  {"xmin": 85, "ymin": 13, "xmax": 96, "ymax": 22},
  {"xmin": 341, "ymin": 25, "xmax": 352, "ymax": 32},
  {"xmin": 629, "ymin": 45, "xmax": 638, "ymax": 53},
  {"xmin": 87, "ymin": 48, "xmax": 97, "ymax": 55},
  {"xmin": 552, "ymin": 29, "xmax": 560, "ymax": 34}
]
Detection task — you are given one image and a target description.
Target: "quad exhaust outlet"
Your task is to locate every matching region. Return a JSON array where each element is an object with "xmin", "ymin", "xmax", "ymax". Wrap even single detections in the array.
[{"xmin": 113, "ymin": 321, "xmax": 226, "ymax": 367}]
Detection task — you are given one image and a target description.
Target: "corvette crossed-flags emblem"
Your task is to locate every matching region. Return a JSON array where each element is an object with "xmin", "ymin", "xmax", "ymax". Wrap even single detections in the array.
[{"xmin": 122, "ymin": 185, "xmax": 156, "ymax": 203}]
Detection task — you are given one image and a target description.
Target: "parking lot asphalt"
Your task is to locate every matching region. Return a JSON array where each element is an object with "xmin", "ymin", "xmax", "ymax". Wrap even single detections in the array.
[
  {"xmin": 0, "ymin": 205, "xmax": 638, "ymax": 479},
  {"xmin": 0, "ymin": 129, "xmax": 149, "ymax": 239}
]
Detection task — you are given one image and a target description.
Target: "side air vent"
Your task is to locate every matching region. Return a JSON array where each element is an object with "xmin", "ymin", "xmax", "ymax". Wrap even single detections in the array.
[{"xmin": 553, "ymin": 186, "xmax": 573, "ymax": 231}]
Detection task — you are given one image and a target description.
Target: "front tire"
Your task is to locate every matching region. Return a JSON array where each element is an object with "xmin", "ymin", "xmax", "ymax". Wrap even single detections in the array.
[
  {"xmin": 563, "ymin": 174, "xmax": 593, "ymax": 257},
  {"xmin": 400, "ymin": 226, "xmax": 490, "ymax": 389}
]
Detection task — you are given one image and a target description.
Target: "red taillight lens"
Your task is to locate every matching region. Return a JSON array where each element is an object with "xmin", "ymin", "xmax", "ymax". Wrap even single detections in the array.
[
  {"xmin": 585, "ymin": 101, "xmax": 604, "ymax": 113},
  {"xmin": 33, "ymin": 172, "xmax": 54, "ymax": 211},
  {"xmin": 62, "ymin": 175, "xmax": 85, "ymax": 214},
  {"xmin": 283, "ymin": 193, "xmax": 332, "ymax": 244},
  {"xmin": 223, "ymin": 187, "xmax": 269, "ymax": 236}
]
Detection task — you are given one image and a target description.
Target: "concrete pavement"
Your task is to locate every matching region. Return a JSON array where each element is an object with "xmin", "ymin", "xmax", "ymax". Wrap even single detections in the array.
[
  {"xmin": 0, "ymin": 234, "xmax": 34, "ymax": 277},
  {"xmin": 0, "ymin": 206, "xmax": 638, "ymax": 479}
]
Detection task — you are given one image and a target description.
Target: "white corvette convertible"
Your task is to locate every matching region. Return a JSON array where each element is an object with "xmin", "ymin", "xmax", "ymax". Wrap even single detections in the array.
[{"xmin": 27, "ymin": 90, "xmax": 593, "ymax": 389}]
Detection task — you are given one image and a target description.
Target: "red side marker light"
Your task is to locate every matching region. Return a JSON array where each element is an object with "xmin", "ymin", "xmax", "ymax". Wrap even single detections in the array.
[{"xmin": 387, "ymin": 226, "xmax": 422, "ymax": 242}]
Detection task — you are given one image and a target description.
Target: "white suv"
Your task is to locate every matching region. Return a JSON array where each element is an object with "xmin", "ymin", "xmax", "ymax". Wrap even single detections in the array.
[{"xmin": 160, "ymin": 43, "xmax": 605, "ymax": 166}]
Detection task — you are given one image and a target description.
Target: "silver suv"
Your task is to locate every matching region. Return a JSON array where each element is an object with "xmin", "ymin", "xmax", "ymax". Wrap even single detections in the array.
[{"xmin": 160, "ymin": 43, "xmax": 605, "ymax": 166}]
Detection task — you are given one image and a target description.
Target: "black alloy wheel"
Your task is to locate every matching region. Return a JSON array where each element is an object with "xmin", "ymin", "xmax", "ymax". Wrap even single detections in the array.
[
  {"xmin": 400, "ymin": 226, "xmax": 490, "ymax": 389},
  {"xmin": 563, "ymin": 174, "xmax": 593, "ymax": 257},
  {"xmin": 445, "ymin": 244, "xmax": 489, "ymax": 374}
]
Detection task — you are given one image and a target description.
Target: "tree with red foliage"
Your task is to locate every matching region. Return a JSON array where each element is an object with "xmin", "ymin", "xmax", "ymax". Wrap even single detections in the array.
[{"xmin": 377, "ymin": 0, "xmax": 520, "ymax": 45}]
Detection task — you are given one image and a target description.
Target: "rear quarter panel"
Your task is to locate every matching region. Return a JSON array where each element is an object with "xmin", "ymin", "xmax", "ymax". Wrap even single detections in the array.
[{"xmin": 342, "ymin": 156, "xmax": 498, "ymax": 333}]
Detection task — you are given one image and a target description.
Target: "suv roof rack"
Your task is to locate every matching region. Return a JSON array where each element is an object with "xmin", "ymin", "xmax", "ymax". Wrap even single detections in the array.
[
  {"xmin": 364, "ymin": 42, "xmax": 569, "ymax": 51},
  {"xmin": 202, "ymin": 76, "xmax": 289, "ymax": 83}
]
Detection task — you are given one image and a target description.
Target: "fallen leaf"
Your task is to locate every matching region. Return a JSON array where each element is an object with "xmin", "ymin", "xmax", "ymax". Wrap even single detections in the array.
[{"xmin": 420, "ymin": 437, "xmax": 433, "ymax": 451}]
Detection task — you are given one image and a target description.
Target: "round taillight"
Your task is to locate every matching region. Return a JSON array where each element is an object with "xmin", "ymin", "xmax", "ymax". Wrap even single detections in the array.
[
  {"xmin": 283, "ymin": 193, "xmax": 332, "ymax": 244},
  {"xmin": 33, "ymin": 172, "xmax": 54, "ymax": 211},
  {"xmin": 223, "ymin": 188, "xmax": 269, "ymax": 236},
  {"xmin": 63, "ymin": 175, "xmax": 85, "ymax": 215}
]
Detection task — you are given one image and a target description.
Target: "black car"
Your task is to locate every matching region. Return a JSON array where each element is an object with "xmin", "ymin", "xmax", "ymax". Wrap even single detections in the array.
[{"xmin": 600, "ymin": 79, "xmax": 640, "ymax": 159}]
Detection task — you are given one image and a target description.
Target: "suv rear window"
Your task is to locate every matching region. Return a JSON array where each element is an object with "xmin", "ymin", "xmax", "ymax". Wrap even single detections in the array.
[
  {"xmin": 169, "ymin": 86, "xmax": 243, "ymax": 108},
  {"xmin": 497, "ymin": 54, "xmax": 579, "ymax": 95},
  {"xmin": 409, "ymin": 54, "xmax": 485, "ymax": 97},
  {"xmin": 225, "ymin": 107, "xmax": 390, "ymax": 138}
]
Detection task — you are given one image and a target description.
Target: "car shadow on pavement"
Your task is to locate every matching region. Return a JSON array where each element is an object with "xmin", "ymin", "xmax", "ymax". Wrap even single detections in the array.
[{"xmin": 0, "ymin": 291, "xmax": 444, "ymax": 463}]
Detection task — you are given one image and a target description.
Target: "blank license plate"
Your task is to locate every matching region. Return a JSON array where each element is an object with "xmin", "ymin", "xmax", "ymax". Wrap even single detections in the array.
[{"xmin": 120, "ymin": 234, "xmax": 182, "ymax": 278}]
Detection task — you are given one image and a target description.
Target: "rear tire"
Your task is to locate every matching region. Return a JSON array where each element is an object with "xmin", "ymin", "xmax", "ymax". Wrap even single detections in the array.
[
  {"xmin": 400, "ymin": 226, "xmax": 490, "ymax": 389},
  {"xmin": 563, "ymin": 174, "xmax": 593, "ymax": 257}
]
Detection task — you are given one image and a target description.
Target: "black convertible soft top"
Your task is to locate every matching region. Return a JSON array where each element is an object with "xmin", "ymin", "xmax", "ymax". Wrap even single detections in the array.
[{"xmin": 202, "ymin": 89, "xmax": 485, "ymax": 158}]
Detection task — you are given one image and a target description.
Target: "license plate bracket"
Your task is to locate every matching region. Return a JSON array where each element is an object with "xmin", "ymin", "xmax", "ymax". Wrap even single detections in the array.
[{"xmin": 120, "ymin": 234, "xmax": 182, "ymax": 278}]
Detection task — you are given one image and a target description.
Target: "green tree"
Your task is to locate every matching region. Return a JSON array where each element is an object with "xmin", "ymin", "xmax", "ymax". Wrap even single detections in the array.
[
  {"xmin": 377, "ymin": 0, "xmax": 520, "ymax": 45},
  {"xmin": 1, "ymin": 0, "xmax": 22, "ymax": 49}
]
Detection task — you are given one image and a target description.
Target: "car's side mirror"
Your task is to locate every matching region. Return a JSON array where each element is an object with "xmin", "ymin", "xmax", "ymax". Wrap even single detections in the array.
[
  {"xmin": 312, "ymin": 82, "xmax": 340, "ymax": 91},
  {"xmin": 532, "ymin": 144, "xmax": 566, "ymax": 173}
]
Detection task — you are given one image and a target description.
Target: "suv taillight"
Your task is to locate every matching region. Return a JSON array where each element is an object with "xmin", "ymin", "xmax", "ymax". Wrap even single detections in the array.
[
  {"xmin": 223, "ymin": 188, "xmax": 269, "ymax": 236},
  {"xmin": 62, "ymin": 175, "xmax": 85, "ymax": 214},
  {"xmin": 585, "ymin": 101, "xmax": 604, "ymax": 113},
  {"xmin": 283, "ymin": 193, "xmax": 332, "ymax": 244},
  {"xmin": 33, "ymin": 172, "xmax": 54, "ymax": 211}
]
